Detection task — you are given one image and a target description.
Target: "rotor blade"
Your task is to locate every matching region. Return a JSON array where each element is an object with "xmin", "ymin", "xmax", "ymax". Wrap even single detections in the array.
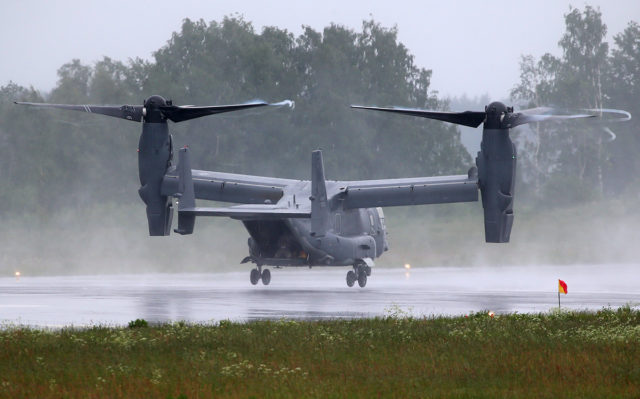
[
  {"xmin": 505, "ymin": 112, "xmax": 595, "ymax": 128},
  {"xmin": 351, "ymin": 105, "xmax": 486, "ymax": 128},
  {"xmin": 506, "ymin": 106, "xmax": 632, "ymax": 128},
  {"xmin": 14, "ymin": 102, "xmax": 143, "ymax": 122},
  {"xmin": 516, "ymin": 106, "xmax": 555, "ymax": 115},
  {"xmin": 582, "ymin": 108, "xmax": 632, "ymax": 122},
  {"xmin": 159, "ymin": 101, "xmax": 272, "ymax": 123},
  {"xmin": 602, "ymin": 126, "xmax": 617, "ymax": 142},
  {"xmin": 270, "ymin": 99, "xmax": 295, "ymax": 109}
]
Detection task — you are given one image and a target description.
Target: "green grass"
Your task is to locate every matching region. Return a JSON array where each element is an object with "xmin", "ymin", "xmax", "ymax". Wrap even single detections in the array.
[{"xmin": 2, "ymin": 308, "xmax": 640, "ymax": 398}]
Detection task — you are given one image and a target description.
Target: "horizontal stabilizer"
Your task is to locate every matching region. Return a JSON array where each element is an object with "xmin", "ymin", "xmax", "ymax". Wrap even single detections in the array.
[{"xmin": 179, "ymin": 205, "xmax": 310, "ymax": 220}]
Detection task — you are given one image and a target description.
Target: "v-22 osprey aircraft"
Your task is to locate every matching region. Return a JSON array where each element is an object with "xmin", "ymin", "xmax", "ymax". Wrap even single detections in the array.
[{"xmin": 17, "ymin": 97, "xmax": 625, "ymax": 287}]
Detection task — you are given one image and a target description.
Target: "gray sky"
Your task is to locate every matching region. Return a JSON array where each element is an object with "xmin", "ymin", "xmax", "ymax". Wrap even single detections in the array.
[{"xmin": 1, "ymin": 0, "xmax": 638, "ymax": 101}]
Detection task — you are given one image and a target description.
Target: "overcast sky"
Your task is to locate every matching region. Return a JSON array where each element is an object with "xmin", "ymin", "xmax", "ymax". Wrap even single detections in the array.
[{"xmin": 1, "ymin": 0, "xmax": 638, "ymax": 101}]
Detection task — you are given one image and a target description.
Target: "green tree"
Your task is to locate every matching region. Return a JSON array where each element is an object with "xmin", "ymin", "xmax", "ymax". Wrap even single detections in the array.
[
  {"xmin": 1, "ymin": 16, "xmax": 473, "ymax": 217},
  {"xmin": 510, "ymin": 6, "xmax": 634, "ymax": 204},
  {"xmin": 557, "ymin": 6, "xmax": 609, "ymax": 194},
  {"xmin": 145, "ymin": 17, "xmax": 470, "ymax": 180},
  {"xmin": 605, "ymin": 21, "xmax": 640, "ymax": 193},
  {"xmin": 0, "ymin": 83, "xmax": 46, "ymax": 214},
  {"xmin": 510, "ymin": 54, "xmax": 562, "ymax": 199}
]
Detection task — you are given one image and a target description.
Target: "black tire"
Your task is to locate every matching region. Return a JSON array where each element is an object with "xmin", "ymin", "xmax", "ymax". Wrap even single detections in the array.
[
  {"xmin": 250, "ymin": 268, "xmax": 261, "ymax": 285},
  {"xmin": 261, "ymin": 269, "xmax": 271, "ymax": 285},
  {"xmin": 346, "ymin": 270, "xmax": 356, "ymax": 287},
  {"xmin": 365, "ymin": 265, "xmax": 371, "ymax": 276},
  {"xmin": 357, "ymin": 271, "xmax": 367, "ymax": 288}
]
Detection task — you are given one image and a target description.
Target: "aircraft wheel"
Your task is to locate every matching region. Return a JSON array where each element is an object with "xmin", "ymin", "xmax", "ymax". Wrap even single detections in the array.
[
  {"xmin": 364, "ymin": 265, "xmax": 371, "ymax": 276},
  {"xmin": 250, "ymin": 268, "xmax": 261, "ymax": 285},
  {"xmin": 357, "ymin": 271, "xmax": 367, "ymax": 288},
  {"xmin": 261, "ymin": 269, "xmax": 271, "ymax": 285},
  {"xmin": 346, "ymin": 270, "xmax": 356, "ymax": 287}
]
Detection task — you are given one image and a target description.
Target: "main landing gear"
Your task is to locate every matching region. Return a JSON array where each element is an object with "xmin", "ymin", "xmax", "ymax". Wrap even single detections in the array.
[
  {"xmin": 250, "ymin": 266, "xmax": 271, "ymax": 286},
  {"xmin": 346, "ymin": 263, "xmax": 371, "ymax": 288}
]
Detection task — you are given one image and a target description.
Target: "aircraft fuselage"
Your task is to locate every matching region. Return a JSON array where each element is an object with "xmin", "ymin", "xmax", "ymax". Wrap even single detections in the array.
[{"xmin": 243, "ymin": 205, "xmax": 388, "ymax": 268}]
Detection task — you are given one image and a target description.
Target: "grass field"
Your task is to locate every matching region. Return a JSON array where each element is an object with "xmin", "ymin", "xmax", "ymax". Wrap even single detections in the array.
[{"xmin": 2, "ymin": 307, "xmax": 640, "ymax": 398}]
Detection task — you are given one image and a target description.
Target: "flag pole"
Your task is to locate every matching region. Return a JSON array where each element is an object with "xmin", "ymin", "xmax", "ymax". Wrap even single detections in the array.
[{"xmin": 558, "ymin": 279, "xmax": 567, "ymax": 310}]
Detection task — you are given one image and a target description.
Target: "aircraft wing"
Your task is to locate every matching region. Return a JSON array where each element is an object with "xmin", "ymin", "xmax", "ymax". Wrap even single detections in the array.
[
  {"xmin": 162, "ymin": 168, "xmax": 299, "ymax": 204},
  {"xmin": 338, "ymin": 173, "xmax": 478, "ymax": 209},
  {"xmin": 178, "ymin": 204, "xmax": 310, "ymax": 220}
]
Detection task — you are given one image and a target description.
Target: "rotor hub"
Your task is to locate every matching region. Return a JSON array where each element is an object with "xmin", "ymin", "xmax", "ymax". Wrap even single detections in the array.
[
  {"xmin": 484, "ymin": 101, "xmax": 508, "ymax": 129},
  {"xmin": 143, "ymin": 95, "xmax": 168, "ymax": 123}
]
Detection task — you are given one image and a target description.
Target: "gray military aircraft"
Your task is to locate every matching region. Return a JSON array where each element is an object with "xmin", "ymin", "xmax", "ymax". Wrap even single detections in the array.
[{"xmin": 16, "ymin": 97, "xmax": 627, "ymax": 287}]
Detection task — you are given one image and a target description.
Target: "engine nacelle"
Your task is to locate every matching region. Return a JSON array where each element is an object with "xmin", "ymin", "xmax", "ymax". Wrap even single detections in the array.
[
  {"xmin": 476, "ymin": 128, "xmax": 516, "ymax": 243},
  {"xmin": 138, "ymin": 121, "xmax": 174, "ymax": 236},
  {"xmin": 138, "ymin": 184, "xmax": 174, "ymax": 236}
]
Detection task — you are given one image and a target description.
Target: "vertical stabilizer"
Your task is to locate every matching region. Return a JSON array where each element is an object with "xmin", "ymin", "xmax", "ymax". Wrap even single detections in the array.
[
  {"xmin": 174, "ymin": 147, "xmax": 196, "ymax": 235},
  {"xmin": 310, "ymin": 150, "xmax": 330, "ymax": 236}
]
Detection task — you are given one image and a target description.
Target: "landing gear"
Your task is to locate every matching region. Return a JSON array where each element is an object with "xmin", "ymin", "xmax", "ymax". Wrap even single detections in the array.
[
  {"xmin": 357, "ymin": 271, "xmax": 367, "ymax": 288},
  {"xmin": 248, "ymin": 237, "xmax": 260, "ymax": 257},
  {"xmin": 346, "ymin": 270, "xmax": 356, "ymax": 287},
  {"xmin": 250, "ymin": 268, "xmax": 261, "ymax": 285},
  {"xmin": 250, "ymin": 266, "xmax": 271, "ymax": 286},
  {"xmin": 346, "ymin": 264, "xmax": 370, "ymax": 288},
  {"xmin": 261, "ymin": 268, "xmax": 271, "ymax": 285}
]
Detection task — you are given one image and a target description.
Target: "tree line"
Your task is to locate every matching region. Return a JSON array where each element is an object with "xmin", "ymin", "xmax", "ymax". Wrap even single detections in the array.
[
  {"xmin": 0, "ymin": 7, "xmax": 638, "ymax": 217},
  {"xmin": 511, "ymin": 6, "xmax": 640, "ymax": 204}
]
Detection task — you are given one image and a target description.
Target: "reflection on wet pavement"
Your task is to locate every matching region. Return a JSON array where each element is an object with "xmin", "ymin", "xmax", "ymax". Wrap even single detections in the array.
[{"xmin": 1, "ymin": 264, "xmax": 639, "ymax": 327}]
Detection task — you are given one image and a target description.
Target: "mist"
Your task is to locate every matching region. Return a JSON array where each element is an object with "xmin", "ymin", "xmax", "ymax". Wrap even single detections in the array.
[{"xmin": 1, "ymin": 5, "xmax": 639, "ymax": 278}]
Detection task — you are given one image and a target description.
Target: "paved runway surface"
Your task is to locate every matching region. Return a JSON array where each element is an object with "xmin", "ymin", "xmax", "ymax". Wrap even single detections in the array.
[{"xmin": 1, "ymin": 264, "xmax": 639, "ymax": 327}]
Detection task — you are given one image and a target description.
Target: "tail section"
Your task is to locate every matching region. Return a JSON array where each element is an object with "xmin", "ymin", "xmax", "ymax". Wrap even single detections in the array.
[
  {"xmin": 173, "ymin": 147, "xmax": 196, "ymax": 235},
  {"xmin": 310, "ymin": 150, "xmax": 330, "ymax": 237}
]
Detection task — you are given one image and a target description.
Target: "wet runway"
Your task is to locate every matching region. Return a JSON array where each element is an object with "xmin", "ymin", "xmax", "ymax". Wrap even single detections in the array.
[{"xmin": 1, "ymin": 264, "xmax": 639, "ymax": 327}]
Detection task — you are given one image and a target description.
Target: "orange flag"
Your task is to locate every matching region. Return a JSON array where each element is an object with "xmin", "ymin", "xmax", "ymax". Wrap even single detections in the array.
[{"xmin": 558, "ymin": 279, "xmax": 568, "ymax": 294}]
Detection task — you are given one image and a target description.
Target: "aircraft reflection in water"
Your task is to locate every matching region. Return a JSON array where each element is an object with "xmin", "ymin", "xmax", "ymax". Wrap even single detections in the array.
[{"xmin": 16, "ymin": 98, "xmax": 629, "ymax": 287}]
